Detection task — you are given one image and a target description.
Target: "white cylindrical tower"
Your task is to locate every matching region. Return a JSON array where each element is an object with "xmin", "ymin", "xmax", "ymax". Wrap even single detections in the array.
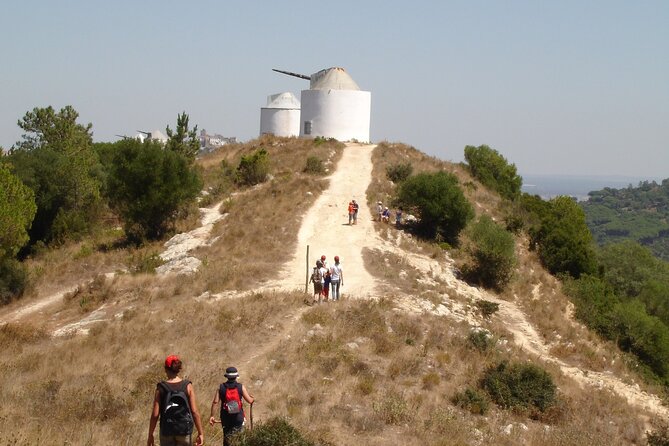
[
  {"xmin": 259, "ymin": 92, "xmax": 300, "ymax": 137},
  {"xmin": 299, "ymin": 67, "xmax": 371, "ymax": 142}
]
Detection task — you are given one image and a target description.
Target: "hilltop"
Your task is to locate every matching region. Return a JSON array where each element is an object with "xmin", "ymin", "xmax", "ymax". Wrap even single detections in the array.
[{"xmin": 1, "ymin": 137, "xmax": 667, "ymax": 445}]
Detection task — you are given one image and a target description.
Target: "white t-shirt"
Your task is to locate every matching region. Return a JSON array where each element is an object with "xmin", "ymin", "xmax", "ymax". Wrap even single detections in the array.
[
  {"xmin": 319, "ymin": 267, "xmax": 328, "ymax": 284},
  {"xmin": 330, "ymin": 263, "xmax": 342, "ymax": 281}
]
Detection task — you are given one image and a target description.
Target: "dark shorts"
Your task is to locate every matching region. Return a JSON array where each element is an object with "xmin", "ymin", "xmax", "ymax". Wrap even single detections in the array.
[
  {"xmin": 159, "ymin": 434, "xmax": 192, "ymax": 446},
  {"xmin": 313, "ymin": 282, "xmax": 323, "ymax": 294}
]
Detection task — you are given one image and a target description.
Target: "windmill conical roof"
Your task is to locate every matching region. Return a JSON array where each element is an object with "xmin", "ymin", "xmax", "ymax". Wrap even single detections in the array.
[
  {"xmin": 265, "ymin": 92, "xmax": 301, "ymax": 109},
  {"xmin": 309, "ymin": 67, "xmax": 360, "ymax": 91}
]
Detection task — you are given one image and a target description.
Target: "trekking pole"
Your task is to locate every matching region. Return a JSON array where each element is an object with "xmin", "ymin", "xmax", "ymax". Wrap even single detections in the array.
[
  {"xmin": 250, "ymin": 401, "xmax": 254, "ymax": 430},
  {"xmin": 304, "ymin": 244, "xmax": 309, "ymax": 293}
]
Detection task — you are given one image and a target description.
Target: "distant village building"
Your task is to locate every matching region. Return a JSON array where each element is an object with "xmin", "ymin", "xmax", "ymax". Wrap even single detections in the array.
[
  {"xmin": 199, "ymin": 129, "xmax": 236, "ymax": 153},
  {"xmin": 259, "ymin": 92, "xmax": 301, "ymax": 137},
  {"xmin": 261, "ymin": 67, "xmax": 371, "ymax": 142}
]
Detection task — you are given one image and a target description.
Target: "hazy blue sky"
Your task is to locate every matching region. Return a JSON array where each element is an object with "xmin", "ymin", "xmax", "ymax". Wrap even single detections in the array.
[{"xmin": 1, "ymin": 0, "xmax": 667, "ymax": 177}]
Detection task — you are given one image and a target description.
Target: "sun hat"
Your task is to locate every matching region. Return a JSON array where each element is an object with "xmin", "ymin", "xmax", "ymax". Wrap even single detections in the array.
[
  {"xmin": 165, "ymin": 355, "xmax": 180, "ymax": 368},
  {"xmin": 321, "ymin": 255, "xmax": 326, "ymax": 261},
  {"xmin": 225, "ymin": 366, "xmax": 239, "ymax": 379}
]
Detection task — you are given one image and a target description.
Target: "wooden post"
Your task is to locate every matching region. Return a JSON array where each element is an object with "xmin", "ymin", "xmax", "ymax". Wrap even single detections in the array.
[{"xmin": 305, "ymin": 244, "xmax": 310, "ymax": 293}]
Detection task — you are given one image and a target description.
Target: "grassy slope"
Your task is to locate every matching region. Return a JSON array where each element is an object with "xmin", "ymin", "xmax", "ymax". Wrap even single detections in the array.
[{"xmin": 0, "ymin": 138, "xmax": 660, "ymax": 445}]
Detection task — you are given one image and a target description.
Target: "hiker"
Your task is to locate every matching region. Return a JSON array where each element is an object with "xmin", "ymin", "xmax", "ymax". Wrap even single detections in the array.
[
  {"xmin": 147, "ymin": 355, "xmax": 204, "ymax": 446},
  {"xmin": 381, "ymin": 207, "xmax": 390, "ymax": 223},
  {"xmin": 320, "ymin": 254, "xmax": 328, "ymax": 270},
  {"xmin": 352, "ymin": 200, "xmax": 359, "ymax": 224},
  {"xmin": 376, "ymin": 201, "xmax": 383, "ymax": 221},
  {"xmin": 321, "ymin": 255, "xmax": 331, "ymax": 301},
  {"xmin": 348, "ymin": 201, "xmax": 354, "ymax": 225},
  {"xmin": 395, "ymin": 207, "xmax": 403, "ymax": 227},
  {"xmin": 209, "ymin": 366, "xmax": 254, "ymax": 446},
  {"xmin": 308, "ymin": 260, "xmax": 324, "ymax": 304},
  {"xmin": 329, "ymin": 255, "xmax": 343, "ymax": 301}
]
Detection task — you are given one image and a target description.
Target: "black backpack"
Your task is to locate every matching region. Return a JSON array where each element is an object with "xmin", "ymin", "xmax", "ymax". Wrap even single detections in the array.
[
  {"xmin": 159, "ymin": 380, "xmax": 194, "ymax": 436},
  {"xmin": 311, "ymin": 267, "xmax": 322, "ymax": 283}
]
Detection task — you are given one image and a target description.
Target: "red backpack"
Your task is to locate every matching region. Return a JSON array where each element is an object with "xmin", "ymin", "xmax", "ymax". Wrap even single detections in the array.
[{"xmin": 220, "ymin": 382, "xmax": 243, "ymax": 416}]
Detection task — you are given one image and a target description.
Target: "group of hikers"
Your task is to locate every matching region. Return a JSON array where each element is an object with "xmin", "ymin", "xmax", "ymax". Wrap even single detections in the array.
[
  {"xmin": 349, "ymin": 198, "xmax": 404, "ymax": 227},
  {"xmin": 376, "ymin": 201, "xmax": 403, "ymax": 227},
  {"xmin": 147, "ymin": 356, "xmax": 253, "ymax": 446},
  {"xmin": 308, "ymin": 254, "xmax": 344, "ymax": 305}
]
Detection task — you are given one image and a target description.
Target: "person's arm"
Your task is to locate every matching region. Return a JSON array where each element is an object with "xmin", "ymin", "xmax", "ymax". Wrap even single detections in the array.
[
  {"xmin": 147, "ymin": 388, "xmax": 160, "ymax": 446},
  {"xmin": 209, "ymin": 388, "xmax": 220, "ymax": 426},
  {"xmin": 340, "ymin": 269, "xmax": 344, "ymax": 287},
  {"xmin": 241, "ymin": 384, "xmax": 255, "ymax": 405},
  {"xmin": 187, "ymin": 383, "xmax": 204, "ymax": 446}
]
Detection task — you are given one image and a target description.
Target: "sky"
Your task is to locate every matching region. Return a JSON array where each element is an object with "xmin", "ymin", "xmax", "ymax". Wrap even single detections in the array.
[{"xmin": 1, "ymin": 0, "xmax": 667, "ymax": 178}]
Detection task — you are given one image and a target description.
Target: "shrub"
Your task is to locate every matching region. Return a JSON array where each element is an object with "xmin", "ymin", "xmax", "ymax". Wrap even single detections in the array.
[
  {"xmin": 303, "ymin": 156, "xmax": 325, "ymax": 174},
  {"xmin": 529, "ymin": 196, "xmax": 597, "ymax": 278},
  {"xmin": 452, "ymin": 388, "xmax": 490, "ymax": 415},
  {"xmin": 105, "ymin": 139, "xmax": 202, "ymax": 242},
  {"xmin": 373, "ymin": 391, "xmax": 413, "ymax": 425},
  {"xmin": 647, "ymin": 422, "xmax": 669, "ymax": 446},
  {"xmin": 464, "ymin": 144, "xmax": 522, "ymax": 200},
  {"xmin": 468, "ymin": 329, "xmax": 495, "ymax": 352},
  {"xmin": 236, "ymin": 148, "xmax": 270, "ymax": 186},
  {"xmin": 386, "ymin": 162, "xmax": 413, "ymax": 183},
  {"xmin": 395, "ymin": 171, "xmax": 474, "ymax": 243},
  {"xmin": 463, "ymin": 216, "xmax": 516, "ymax": 290},
  {"xmin": 0, "ymin": 257, "xmax": 29, "ymax": 305},
  {"xmin": 481, "ymin": 360, "xmax": 557, "ymax": 413},
  {"xmin": 475, "ymin": 300, "xmax": 500, "ymax": 319},
  {"xmin": 230, "ymin": 417, "xmax": 317, "ymax": 446}
]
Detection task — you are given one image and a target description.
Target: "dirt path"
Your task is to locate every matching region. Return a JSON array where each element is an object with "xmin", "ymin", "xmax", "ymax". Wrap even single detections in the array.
[{"xmin": 266, "ymin": 143, "xmax": 379, "ymax": 298}]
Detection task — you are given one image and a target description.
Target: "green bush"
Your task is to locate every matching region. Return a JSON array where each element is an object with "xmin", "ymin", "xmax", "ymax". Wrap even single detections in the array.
[
  {"xmin": 611, "ymin": 300, "xmax": 669, "ymax": 380},
  {"xmin": 463, "ymin": 216, "xmax": 516, "ymax": 290},
  {"xmin": 386, "ymin": 162, "xmax": 413, "ymax": 183},
  {"xmin": 303, "ymin": 156, "xmax": 325, "ymax": 174},
  {"xmin": 452, "ymin": 387, "xmax": 490, "ymax": 415},
  {"xmin": 105, "ymin": 139, "xmax": 202, "ymax": 242},
  {"xmin": 464, "ymin": 144, "xmax": 522, "ymax": 200},
  {"xmin": 395, "ymin": 171, "xmax": 474, "ymax": 243},
  {"xmin": 236, "ymin": 148, "xmax": 270, "ymax": 186},
  {"xmin": 529, "ymin": 196, "xmax": 597, "ymax": 278},
  {"xmin": 481, "ymin": 360, "xmax": 556, "ymax": 413},
  {"xmin": 230, "ymin": 416, "xmax": 317, "ymax": 446},
  {"xmin": 0, "ymin": 162, "xmax": 36, "ymax": 258},
  {"xmin": 0, "ymin": 257, "xmax": 29, "ymax": 305}
]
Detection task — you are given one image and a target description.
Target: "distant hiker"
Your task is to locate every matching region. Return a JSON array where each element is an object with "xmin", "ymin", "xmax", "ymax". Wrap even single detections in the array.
[
  {"xmin": 381, "ymin": 207, "xmax": 390, "ymax": 223},
  {"xmin": 348, "ymin": 201, "xmax": 355, "ymax": 225},
  {"xmin": 352, "ymin": 200, "xmax": 359, "ymax": 224},
  {"xmin": 147, "ymin": 355, "xmax": 204, "ymax": 446},
  {"xmin": 376, "ymin": 201, "xmax": 383, "ymax": 221},
  {"xmin": 395, "ymin": 207, "xmax": 403, "ymax": 228},
  {"xmin": 209, "ymin": 366, "xmax": 254, "ymax": 446},
  {"xmin": 329, "ymin": 255, "xmax": 343, "ymax": 301},
  {"xmin": 308, "ymin": 260, "xmax": 324, "ymax": 304},
  {"xmin": 320, "ymin": 254, "xmax": 328, "ymax": 270}
]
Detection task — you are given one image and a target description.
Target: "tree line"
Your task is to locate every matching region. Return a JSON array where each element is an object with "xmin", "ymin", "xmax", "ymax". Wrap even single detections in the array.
[{"xmin": 0, "ymin": 106, "xmax": 251, "ymax": 303}]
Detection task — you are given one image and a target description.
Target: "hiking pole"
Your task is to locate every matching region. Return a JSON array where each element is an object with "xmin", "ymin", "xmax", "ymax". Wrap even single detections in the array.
[
  {"xmin": 249, "ymin": 401, "xmax": 254, "ymax": 430},
  {"xmin": 305, "ymin": 244, "xmax": 309, "ymax": 293}
]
